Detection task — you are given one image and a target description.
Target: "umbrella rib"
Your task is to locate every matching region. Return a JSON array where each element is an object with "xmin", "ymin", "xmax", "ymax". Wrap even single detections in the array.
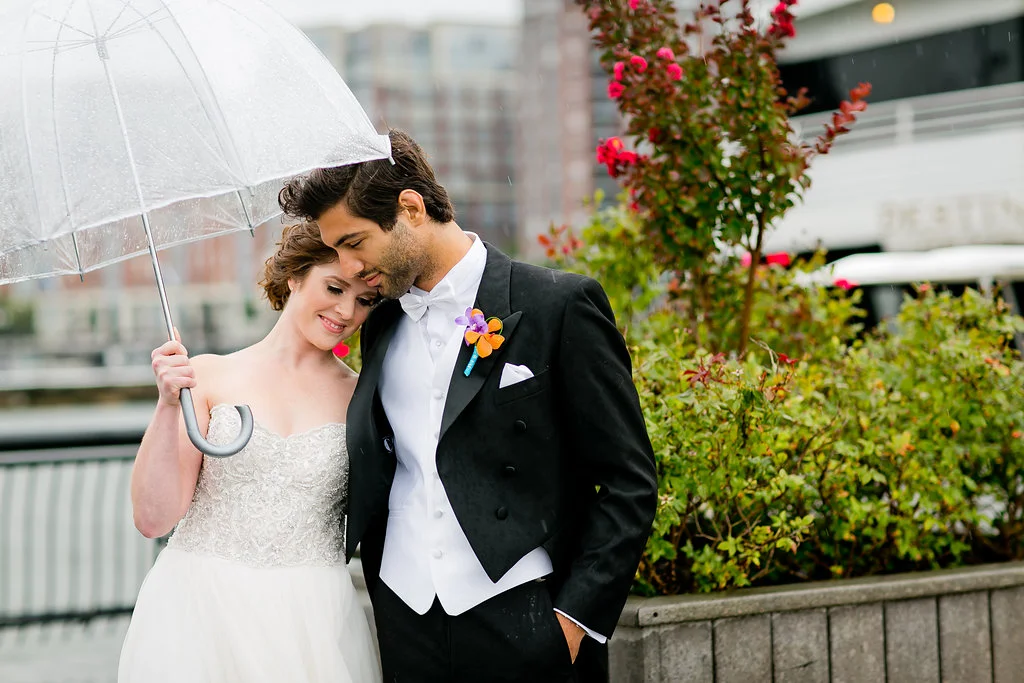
[
  {"xmin": 23, "ymin": 39, "xmax": 97, "ymax": 55},
  {"xmin": 104, "ymin": 5, "xmax": 171, "ymax": 42},
  {"xmin": 71, "ymin": 233, "xmax": 85, "ymax": 281},
  {"xmin": 100, "ymin": 0, "xmax": 135, "ymax": 40},
  {"xmin": 19, "ymin": 4, "xmax": 52, "ymax": 265},
  {"xmin": 33, "ymin": 11, "xmax": 95, "ymax": 40},
  {"xmin": 50, "ymin": 0, "xmax": 82, "ymax": 276}
]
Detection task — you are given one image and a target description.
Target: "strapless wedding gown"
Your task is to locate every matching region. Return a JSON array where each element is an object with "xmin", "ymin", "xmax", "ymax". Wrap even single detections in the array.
[{"xmin": 118, "ymin": 404, "xmax": 381, "ymax": 683}]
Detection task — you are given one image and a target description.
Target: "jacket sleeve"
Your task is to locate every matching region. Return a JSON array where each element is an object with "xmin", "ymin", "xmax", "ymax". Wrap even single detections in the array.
[{"xmin": 551, "ymin": 277, "xmax": 658, "ymax": 638}]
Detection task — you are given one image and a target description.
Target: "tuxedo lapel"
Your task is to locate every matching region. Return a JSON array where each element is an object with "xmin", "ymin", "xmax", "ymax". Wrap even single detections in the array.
[
  {"xmin": 439, "ymin": 244, "xmax": 521, "ymax": 441},
  {"xmin": 356, "ymin": 300, "xmax": 403, "ymax": 392},
  {"xmin": 345, "ymin": 300, "xmax": 403, "ymax": 560},
  {"xmin": 347, "ymin": 299, "xmax": 402, "ymax": 466}
]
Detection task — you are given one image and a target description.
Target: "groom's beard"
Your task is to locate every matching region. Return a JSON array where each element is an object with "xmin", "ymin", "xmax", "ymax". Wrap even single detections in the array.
[{"xmin": 373, "ymin": 222, "xmax": 436, "ymax": 299}]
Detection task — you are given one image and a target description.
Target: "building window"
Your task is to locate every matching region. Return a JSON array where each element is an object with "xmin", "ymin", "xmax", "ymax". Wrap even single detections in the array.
[{"xmin": 780, "ymin": 15, "xmax": 1024, "ymax": 114}]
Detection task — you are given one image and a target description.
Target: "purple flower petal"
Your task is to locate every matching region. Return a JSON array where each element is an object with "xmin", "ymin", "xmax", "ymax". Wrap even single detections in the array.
[{"xmin": 455, "ymin": 307, "xmax": 476, "ymax": 327}]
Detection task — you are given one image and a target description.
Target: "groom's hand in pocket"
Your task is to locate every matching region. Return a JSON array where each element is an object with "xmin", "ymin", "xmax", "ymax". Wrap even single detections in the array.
[{"xmin": 554, "ymin": 612, "xmax": 585, "ymax": 663}]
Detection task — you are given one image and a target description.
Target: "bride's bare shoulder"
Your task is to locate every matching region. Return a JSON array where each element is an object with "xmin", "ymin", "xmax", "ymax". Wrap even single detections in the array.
[
  {"xmin": 188, "ymin": 352, "xmax": 232, "ymax": 376},
  {"xmin": 187, "ymin": 351, "xmax": 251, "ymax": 400}
]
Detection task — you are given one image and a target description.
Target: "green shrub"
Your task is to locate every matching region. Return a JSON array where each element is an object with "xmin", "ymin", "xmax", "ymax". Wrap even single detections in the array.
[
  {"xmin": 631, "ymin": 286, "xmax": 1024, "ymax": 595},
  {"xmin": 634, "ymin": 338, "xmax": 814, "ymax": 594}
]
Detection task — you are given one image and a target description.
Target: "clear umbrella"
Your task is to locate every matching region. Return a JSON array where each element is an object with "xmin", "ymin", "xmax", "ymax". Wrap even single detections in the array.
[{"xmin": 0, "ymin": 0, "xmax": 391, "ymax": 456}]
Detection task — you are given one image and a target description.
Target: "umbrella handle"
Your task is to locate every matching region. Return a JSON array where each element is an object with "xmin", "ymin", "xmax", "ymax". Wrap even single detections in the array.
[{"xmin": 179, "ymin": 388, "xmax": 254, "ymax": 458}]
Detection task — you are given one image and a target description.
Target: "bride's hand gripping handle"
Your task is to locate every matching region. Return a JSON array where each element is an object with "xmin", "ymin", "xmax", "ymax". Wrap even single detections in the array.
[{"xmin": 151, "ymin": 330, "xmax": 252, "ymax": 458}]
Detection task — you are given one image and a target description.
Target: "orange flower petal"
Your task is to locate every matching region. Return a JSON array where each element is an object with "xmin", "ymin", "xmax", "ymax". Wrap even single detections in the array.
[
  {"xmin": 471, "ymin": 308, "xmax": 484, "ymax": 318},
  {"xmin": 465, "ymin": 330, "xmax": 481, "ymax": 344},
  {"xmin": 488, "ymin": 334, "xmax": 505, "ymax": 350},
  {"xmin": 476, "ymin": 337, "xmax": 494, "ymax": 357},
  {"xmin": 486, "ymin": 318, "xmax": 503, "ymax": 333}
]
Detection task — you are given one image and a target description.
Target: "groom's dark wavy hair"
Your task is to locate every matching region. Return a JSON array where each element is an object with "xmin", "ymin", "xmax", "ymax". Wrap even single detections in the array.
[{"xmin": 278, "ymin": 129, "xmax": 455, "ymax": 230}]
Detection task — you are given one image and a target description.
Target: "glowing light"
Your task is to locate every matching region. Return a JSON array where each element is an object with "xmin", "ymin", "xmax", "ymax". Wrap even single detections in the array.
[{"xmin": 872, "ymin": 3, "xmax": 896, "ymax": 24}]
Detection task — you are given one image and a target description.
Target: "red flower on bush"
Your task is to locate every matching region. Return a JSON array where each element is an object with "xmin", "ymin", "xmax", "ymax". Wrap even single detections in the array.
[
  {"xmin": 778, "ymin": 353, "xmax": 798, "ymax": 365},
  {"xmin": 613, "ymin": 61, "xmax": 625, "ymax": 81},
  {"xmin": 596, "ymin": 136, "xmax": 623, "ymax": 164},
  {"xmin": 617, "ymin": 150, "xmax": 640, "ymax": 165},
  {"xmin": 769, "ymin": 0, "xmax": 797, "ymax": 38},
  {"xmin": 629, "ymin": 0, "xmax": 640, "ymax": 9},
  {"xmin": 666, "ymin": 63, "xmax": 683, "ymax": 81},
  {"xmin": 834, "ymin": 278, "xmax": 857, "ymax": 290},
  {"xmin": 630, "ymin": 55, "xmax": 648, "ymax": 72},
  {"xmin": 596, "ymin": 136, "xmax": 642, "ymax": 178},
  {"xmin": 656, "ymin": 46, "xmax": 674, "ymax": 60},
  {"xmin": 608, "ymin": 81, "xmax": 625, "ymax": 99}
]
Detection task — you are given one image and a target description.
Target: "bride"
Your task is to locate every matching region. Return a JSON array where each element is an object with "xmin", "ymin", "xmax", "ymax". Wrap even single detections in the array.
[{"xmin": 118, "ymin": 222, "xmax": 382, "ymax": 683}]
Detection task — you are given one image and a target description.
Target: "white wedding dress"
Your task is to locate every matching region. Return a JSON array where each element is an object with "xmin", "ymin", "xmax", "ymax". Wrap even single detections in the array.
[{"xmin": 118, "ymin": 404, "xmax": 381, "ymax": 683}]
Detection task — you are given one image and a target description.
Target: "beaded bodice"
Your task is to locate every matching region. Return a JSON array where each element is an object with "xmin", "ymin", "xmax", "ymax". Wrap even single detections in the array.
[{"xmin": 167, "ymin": 404, "xmax": 348, "ymax": 567}]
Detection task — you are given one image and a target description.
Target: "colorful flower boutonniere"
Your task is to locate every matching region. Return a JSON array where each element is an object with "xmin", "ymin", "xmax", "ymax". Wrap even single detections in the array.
[{"xmin": 455, "ymin": 307, "xmax": 504, "ymax": 377}]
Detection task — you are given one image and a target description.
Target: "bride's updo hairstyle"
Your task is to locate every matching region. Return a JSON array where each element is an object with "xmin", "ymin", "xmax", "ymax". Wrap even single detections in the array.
[{"xmin": 260, "ymin": 222, "xmax": 339, "ymax": 311}]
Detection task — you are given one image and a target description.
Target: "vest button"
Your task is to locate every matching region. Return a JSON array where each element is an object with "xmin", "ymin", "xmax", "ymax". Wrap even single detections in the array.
[
  {"xmin": 514, "ymin": 419, "xmax": 527, "ymax": 433},
  {"xmin": 495, "ymin": 507, "xmax": 509, "ymax": 520},
  {"xmin": 503, "ymin": 465, "xmax": 517, "ymax": 477},
  {"xmin": 383, "ymin": 436, "xmax": 394, "ymax": 453}
]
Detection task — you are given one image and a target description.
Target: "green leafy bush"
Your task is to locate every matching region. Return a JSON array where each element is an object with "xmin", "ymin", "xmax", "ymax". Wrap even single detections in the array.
[
  {"xmin": 632, "ymin": 286, "xmax": 1024, "ymax": 595},
  {"xmin": 634, "ymin": 340, "xmax": 814, "ymax": 593},
  {"xmin": 545, "ymin": 199, "xmax": 1024, "ymax": 594}
]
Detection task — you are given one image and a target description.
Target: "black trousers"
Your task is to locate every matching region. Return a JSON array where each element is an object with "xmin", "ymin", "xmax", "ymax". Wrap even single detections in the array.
[{"xmin": 372, "ymin": 578, "xmax": 606, "ymax": 683}]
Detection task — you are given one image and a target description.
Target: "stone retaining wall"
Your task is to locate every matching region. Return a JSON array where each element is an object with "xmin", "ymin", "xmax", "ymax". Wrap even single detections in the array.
[{"xmin": 608, "ymin": 562, "xmax": 1024, "ymax": 683}]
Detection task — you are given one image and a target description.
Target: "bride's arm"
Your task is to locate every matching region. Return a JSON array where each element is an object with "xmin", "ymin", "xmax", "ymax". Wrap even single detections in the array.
[{"xmin": 130, "ymin": 338, "xmax": 212, "ymax": 539}]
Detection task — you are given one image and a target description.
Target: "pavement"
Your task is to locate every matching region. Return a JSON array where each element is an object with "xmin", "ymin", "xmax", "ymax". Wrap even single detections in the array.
[{"xmin": 0, "ymin": 617, "xmax": 129, "ymax": 683}]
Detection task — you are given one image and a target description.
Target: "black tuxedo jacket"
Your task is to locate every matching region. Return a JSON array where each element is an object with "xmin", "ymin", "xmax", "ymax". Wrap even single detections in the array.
[{"xmin": 345, "ymin": 243, "xmax": 657, "ymax": 638}]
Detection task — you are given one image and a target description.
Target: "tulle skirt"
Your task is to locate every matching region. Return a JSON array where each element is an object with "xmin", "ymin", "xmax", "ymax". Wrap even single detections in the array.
[{"xmin": 118, "ymin": 547, "xmax": 381, "ymax": 683}]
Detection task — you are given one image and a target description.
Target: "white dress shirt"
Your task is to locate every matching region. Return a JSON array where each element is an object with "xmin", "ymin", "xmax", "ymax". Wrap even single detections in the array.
[{"xmin": 377, "ymin": 235, "xmax": 605, "ymax": 642}]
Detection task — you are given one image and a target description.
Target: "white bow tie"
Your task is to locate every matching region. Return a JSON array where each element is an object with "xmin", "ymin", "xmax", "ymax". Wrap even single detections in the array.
[{"xmin": 399, "ymin": 281, "xmax": 457, "ymax": 322}]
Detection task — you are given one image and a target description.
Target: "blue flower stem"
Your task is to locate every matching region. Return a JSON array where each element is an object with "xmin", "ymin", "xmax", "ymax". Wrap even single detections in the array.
[{"xmin": 463, "ymin": 347, "xmax": 480, "ymax": 377}]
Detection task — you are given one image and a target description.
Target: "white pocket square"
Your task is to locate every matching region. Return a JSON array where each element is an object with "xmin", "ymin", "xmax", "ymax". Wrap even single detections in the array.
[{"xmin": 499, "ymin": 363, "xmax": 534, "ymax": 389}]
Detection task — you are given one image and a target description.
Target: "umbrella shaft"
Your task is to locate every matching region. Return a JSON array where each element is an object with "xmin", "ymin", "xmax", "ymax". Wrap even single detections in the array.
[{"xmin": 142, "ymin": 213, "xmax": 176, "ymax": 342}]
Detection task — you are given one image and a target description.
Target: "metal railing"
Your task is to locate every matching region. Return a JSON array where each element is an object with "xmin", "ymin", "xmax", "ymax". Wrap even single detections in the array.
[
  {"xmin": 791, "ymin": 81, "xmax": 1024, "ymax": 152},
  {"xmin": 0, "ymin": 445, "xmax": 159, "ymax": 630}
]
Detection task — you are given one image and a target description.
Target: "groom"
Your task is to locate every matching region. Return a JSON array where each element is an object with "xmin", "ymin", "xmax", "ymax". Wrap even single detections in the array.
[{"xmin": 280, "ymin": 129, "xmax": 657, "ymax": 682}]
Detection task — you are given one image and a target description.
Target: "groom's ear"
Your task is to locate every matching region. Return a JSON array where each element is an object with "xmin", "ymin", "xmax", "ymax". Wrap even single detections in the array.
[{"xmin": 397, "ymin": 189, "xmax": 428, "ymax": 227}]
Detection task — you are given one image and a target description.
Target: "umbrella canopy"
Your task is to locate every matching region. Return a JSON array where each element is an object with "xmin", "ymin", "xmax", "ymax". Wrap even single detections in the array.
[
  {"xmin": 0, "ymin": 0, "xmax": 391, "ymax": 283},
  {"xmin": 0, "ymin": 0, "xmax": 391, "ymax": 456}
]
